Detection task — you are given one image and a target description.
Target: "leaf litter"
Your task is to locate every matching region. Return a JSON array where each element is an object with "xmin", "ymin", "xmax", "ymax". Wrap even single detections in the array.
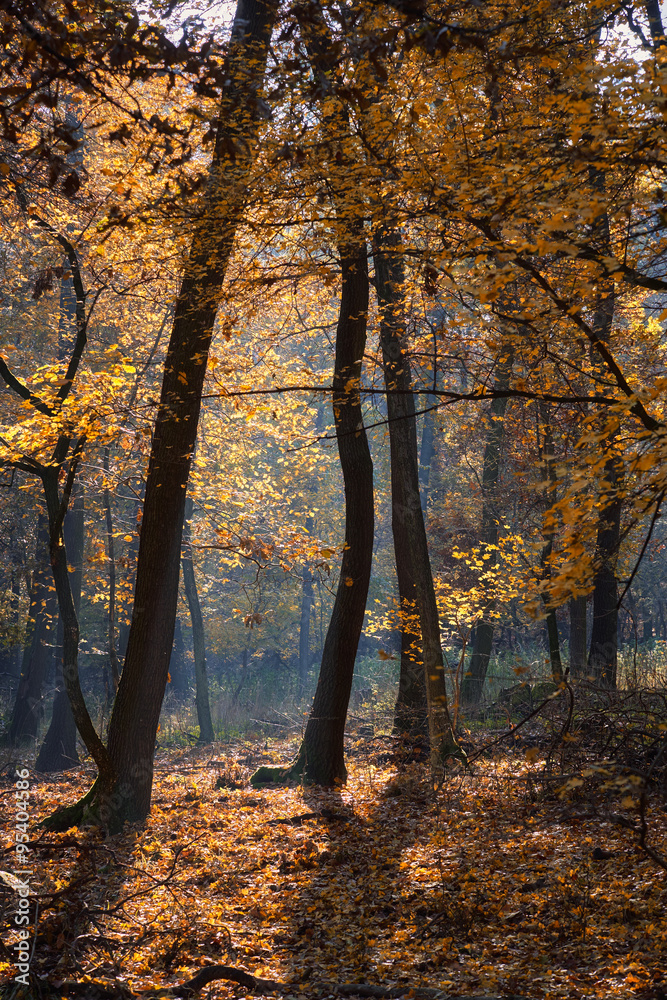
[{"xmin": 1, "ymin": 725, "xmax": 666, "ymax": 1000}]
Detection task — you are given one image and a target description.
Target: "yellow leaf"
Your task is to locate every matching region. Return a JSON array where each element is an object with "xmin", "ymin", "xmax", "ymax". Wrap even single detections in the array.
[
  {"xmin": 345, "ymin": 577, "xmax": 354, "ymax": 586},
  {"xmin": 525, "ymin": 747, "xmax": 541, "ymax": 764}
]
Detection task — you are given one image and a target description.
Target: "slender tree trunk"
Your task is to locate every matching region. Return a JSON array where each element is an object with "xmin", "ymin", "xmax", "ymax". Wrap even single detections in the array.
[
  {"xmin": 376, "ymin": 236, "xmax": 462, "ymax": 767},
  {"xmin": 460, "ymin": 349, "xmax": 513, "ymax": 706},
  {"xmin": 40, "ymin": 467, "xmax": 114, "ymax": 789},
  {"xmin": 44, "ymin": 0, "xmax": 279, "ymax": 830},
  {"xmin": 419, "ymin": 402, "xmax": 436, "ymax": 515},
  {"xmin": 7, "ymin": 517, "xmax": 56, "ymax": 746},
  {"xmin": 182, "ymin": 495, "xmax": 214, "ymax": 742},
  {"xmin": 371, "ymin": 233, "xmax": 430, "ymax": 742},
  {"xmin": 36, "ymin": 484, "xmax": 84, "ymax": 771},
  {"xmin": 588, "ymin": 458, "xmax": 621, "ymax": 687},
  {"xmin": 280, "ymin": 237, "xmax": 373, "ymax": 784}
]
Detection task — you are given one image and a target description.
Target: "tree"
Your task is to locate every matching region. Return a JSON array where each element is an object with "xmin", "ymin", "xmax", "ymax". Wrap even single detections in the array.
[{"xmin": 44, "ymin": 0, "xmax": 280, "ymax": 831}]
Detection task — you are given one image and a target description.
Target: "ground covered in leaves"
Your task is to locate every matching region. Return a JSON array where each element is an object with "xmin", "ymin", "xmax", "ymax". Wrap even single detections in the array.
[{"xmin": 1, "ymin": 723, "xmax": 666, "ymax": 1000}]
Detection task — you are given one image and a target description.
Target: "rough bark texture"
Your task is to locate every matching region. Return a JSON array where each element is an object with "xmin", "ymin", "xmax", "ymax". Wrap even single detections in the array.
[
  {"xmin": 182, "ymin": 495, "xmax": 214, "ymax": 742},
  {"xmin": 7, "ymin": 516, "xmax": 56, "ymax": 745},
  {"xmin": 460, "ymin": 351, "xmax": 513, "ymax": 706},
  {"xmin": 569, "ymin": 595, "xmax": 588, "ymax": 676},
  {"xmin": 36, "ymin": 484, "xmax": 84, "ymax": 771},
  {"xmin": 65, "ymin": 0, "xmax": 280, "ymax": 830}
]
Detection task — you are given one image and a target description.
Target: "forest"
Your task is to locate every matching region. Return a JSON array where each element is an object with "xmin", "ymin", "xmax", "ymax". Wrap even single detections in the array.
[{"xmin": 1, "ymin": 0, "xmax": 667, "ymax": 996}]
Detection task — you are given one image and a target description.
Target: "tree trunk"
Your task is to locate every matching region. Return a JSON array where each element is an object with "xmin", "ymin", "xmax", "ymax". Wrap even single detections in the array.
[
  {"xmin": 569, "ymin": 594, "xmax": 587, "ymax": 677},
  {"xmin": 7, "ymin": 516, "xmax": 56, "ymax": 746},
  {"xmin": 279, "ymin": 237, "xmax": 373, "ymax": 784},
  {"xmin": 419, "ymin": 402, "xmax": 436, "ymax": 515},
  {"xmin": 587, "ymin": 172, "xmax": 620, "ymax": 689},
  {"xmin": 460, "ymin": 349, "xmax": 513, "ymax": 706},
  {"xmin": 588, "ymin": 458, "xmax": 621, "ymax": 687},
  {"xmin": 182, "ymin": 495, "xmax": 214, "ymax": 742},
  {"xmin": 43, "ymin": 0, "xmax": 279, "ymax": 831},
  {"xmin": 36, "ymin": 484, "xmax": 84, "ymax": 771},
  {"xmin": 372, "ymin": 234, "xmax": 431, "ymax": 743}
]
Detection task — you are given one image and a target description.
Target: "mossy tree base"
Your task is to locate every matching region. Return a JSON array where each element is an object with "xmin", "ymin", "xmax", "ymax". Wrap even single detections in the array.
[{"xmin": 40, "ymin": 778, "xmax": 101, "ymax": 832}]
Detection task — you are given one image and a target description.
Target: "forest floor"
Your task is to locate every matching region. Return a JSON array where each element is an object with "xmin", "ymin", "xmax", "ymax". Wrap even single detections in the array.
[{"xmin": 1, "ymin": 720, "xmax": 666, "ymax": 1000}]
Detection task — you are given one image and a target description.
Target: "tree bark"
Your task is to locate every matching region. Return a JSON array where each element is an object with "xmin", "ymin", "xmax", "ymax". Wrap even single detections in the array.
[
  {"xmin": 281, "ymin": 237, "xmax": 374, "ymax": 784},
  {"xmin": 372, "ymin": 234, "xmax": 430, "ymax": 743},
  {"xmin": 46, "ymin": 0, "xmax": 279, "ymax": 830},
  {"xmin": 587, "ymin": 170, "xmax": 620, "ymax": 689},
  {"xmin": 182, "ymin": 495, "xmax": 214, "ymax": 742},
  {"xmin": 375, "ymin": 233, "xmax": 462, "ymax": 768},
  {"xmin": 460, "ymin": 349, "xmax": 513, "ymax": 706},
  {"xmin": 569, "ymin": 594, "xmax": 588, "ymax": 677},
  {"xmin": 35, "ymin": 484, "xmax": 84, "ymax": 771}
]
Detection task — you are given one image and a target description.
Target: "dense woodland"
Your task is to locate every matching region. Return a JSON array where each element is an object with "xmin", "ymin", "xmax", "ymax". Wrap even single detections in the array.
[{"xmin": 1, "ymin": 0, "xmax": 667, "ymax": 997}]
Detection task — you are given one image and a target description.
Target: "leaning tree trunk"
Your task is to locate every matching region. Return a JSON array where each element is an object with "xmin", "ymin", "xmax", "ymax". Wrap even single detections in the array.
[
  {"xmin": 268, "ymin": 237, "xmax": 374, "ymax": 785},
  {"xmin": 7, "ymin": 516, "xmax": 56, "ymax": 746},
  {"xmin": 36, "ymin": 483, "xmax": 84, "ymax": 771},
  {"xmin": 182, "ymin": 495, "xmax": 214, "ymax": 742},
  {"xmin": 43, "ymin": 0, "xmax": 279, "ymax": 832},
  {"xmin": 460, "ymin": 349, "xmax": 513, "ymax": 706}
]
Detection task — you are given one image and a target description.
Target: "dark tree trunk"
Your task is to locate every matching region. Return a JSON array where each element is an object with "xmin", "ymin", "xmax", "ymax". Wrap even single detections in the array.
[
  {"xmin": 372, "ymin": 234, "xmax": 429, "ymax": 742},
  {"xmin": 376, "ymin": 235, "xmax": 462, "ymax": 767},
  {"xmin": 7, "ymin": 517, "xmax": 56, "ymax": 746},
  {"xmin": 460, "ymin": 349, "xmax": 513, "ymax": 706},
  {"xmin": 283, "ymin": 238, "xmax": 373, "ymax": 784},
  {"xmin": 646, "ymin": 0, "xmax": 666, "ymax": 48},
  {"xmin": 588, "ymin": 458, "xmax": 621, "ymax": 687},
  {"xmin": 36, "ymin": 484, "xmax": 84, "ymax": 771},
  {"xmin": 43, "ymin": 0, "xmax": 279, "ymax": 831},
  {"xmin": 587, "ymin": 175, "xmax": 619, "ymax": 689},
  {"xmin": 569, "ymin": 594, "xmax": 588, "ymax": 677},
  {"xmin": 182, "ymin": 495, "xmax": 214, "ymax": 742},
  {"xmin": 40, "ymin": 467, "xmax": 113, "ymax": 789}
]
